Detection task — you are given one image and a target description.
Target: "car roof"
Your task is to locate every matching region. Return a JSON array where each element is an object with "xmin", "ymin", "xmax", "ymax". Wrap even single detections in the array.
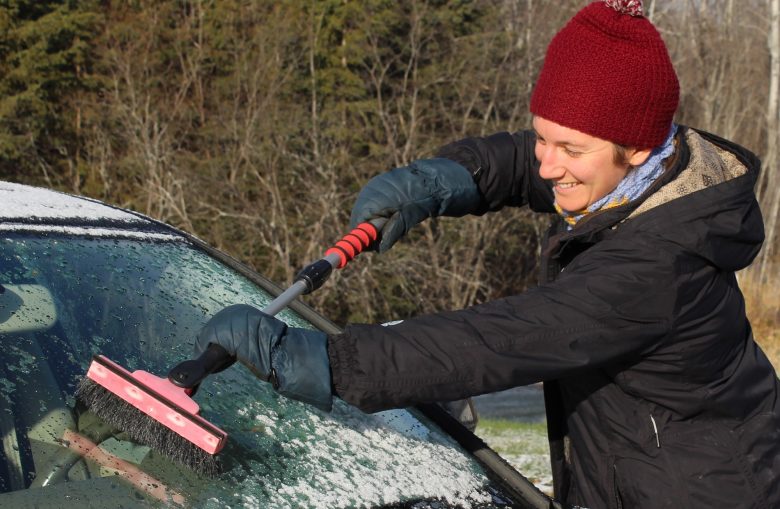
[{"xmin": 0, "ymin": 181, "xmax": 183, "ymax": 240}]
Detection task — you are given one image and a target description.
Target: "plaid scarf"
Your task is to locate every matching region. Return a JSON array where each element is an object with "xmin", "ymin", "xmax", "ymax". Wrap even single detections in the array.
[{"xmin": 555, "ymin": 124, "xmax": 677, "ymax": 228}]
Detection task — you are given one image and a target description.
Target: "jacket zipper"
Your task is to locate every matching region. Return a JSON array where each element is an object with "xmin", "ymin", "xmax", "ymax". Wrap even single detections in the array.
[{"xmin": 650, "ymin": 414, "xmax": 661, "ymax": 448}]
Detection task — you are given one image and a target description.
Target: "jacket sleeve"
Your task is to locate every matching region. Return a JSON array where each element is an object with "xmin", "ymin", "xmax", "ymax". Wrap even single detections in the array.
[
  {"xmin": 435, "ymin": 130, "xmax": 555, "ymax": 214},
  {"xmin": 328, "ymin": 237, "xmax": 676, "ymax": 413}
]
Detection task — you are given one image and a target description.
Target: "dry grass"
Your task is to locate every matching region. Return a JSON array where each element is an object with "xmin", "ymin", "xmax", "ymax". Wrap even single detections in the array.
[{"xmin": 741, "ymin": 276, "xmax": 780, "ymax": 374}]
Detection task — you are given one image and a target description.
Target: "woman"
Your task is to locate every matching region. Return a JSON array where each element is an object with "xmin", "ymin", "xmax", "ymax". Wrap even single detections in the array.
[{"xmin": 196, "ymin": 1, "xmax": 779, "ymax": 507}]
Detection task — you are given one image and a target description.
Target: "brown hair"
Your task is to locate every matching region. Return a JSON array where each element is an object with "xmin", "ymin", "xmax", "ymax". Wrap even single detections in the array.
[{"xmin": 612, "ymin": 143, "xmax": 631, "ymax": 166}]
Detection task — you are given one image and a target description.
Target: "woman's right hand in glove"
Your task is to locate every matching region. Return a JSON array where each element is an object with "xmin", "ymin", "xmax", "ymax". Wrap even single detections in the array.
[{"xmin": 194, "ymin": 304, "xmax": 334, "ymax": 411}]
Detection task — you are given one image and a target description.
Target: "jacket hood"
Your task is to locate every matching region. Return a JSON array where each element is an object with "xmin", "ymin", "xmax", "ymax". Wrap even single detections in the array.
[{"xmin": 626, "ymin": 127, "xmax": 764, "ymax": 272}]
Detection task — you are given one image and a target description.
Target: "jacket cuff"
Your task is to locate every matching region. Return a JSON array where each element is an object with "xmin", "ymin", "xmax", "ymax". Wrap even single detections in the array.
[{"xmin": 326, "ymin": 332, "xmax": 355, "ymax": 401}]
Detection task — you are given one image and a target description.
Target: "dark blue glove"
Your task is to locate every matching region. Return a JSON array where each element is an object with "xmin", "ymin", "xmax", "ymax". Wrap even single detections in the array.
[
  {"xmin": 195, "ymin": 304, "xmax": 333, "ymax": 411},
  {"xmin": 350, "ymin": 158, "xmax": 481, "ymax": 252}
]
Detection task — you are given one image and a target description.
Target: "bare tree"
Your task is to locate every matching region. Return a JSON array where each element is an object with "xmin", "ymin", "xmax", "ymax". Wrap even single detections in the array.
[
  {"xmin": 67, "ymin": 0, "xmax": 778, "ymax": 332},
  {"xmin": 758, "ymin": 0, "xmax": 780, "ymax": 284}
]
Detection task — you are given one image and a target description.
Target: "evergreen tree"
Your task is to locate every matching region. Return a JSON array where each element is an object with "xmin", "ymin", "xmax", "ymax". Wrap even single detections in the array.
[{"xmin": 0, "ymin": 0, "xmax": 102, "ymax": 187}]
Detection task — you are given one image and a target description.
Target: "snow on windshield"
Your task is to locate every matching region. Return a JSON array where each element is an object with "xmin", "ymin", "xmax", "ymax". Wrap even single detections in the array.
[
  {"xmin": 198, "ymin": 392, "xmax": 494, "ymax": 508},
  {"xmin": 0, "ymin": 181, "xmax": 144, "ymax": 223}
]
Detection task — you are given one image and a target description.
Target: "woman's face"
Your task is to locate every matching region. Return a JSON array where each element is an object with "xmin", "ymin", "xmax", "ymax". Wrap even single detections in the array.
[{"xmin": 533, "ymin": 116, "xmax": 648, "ymax": 213}]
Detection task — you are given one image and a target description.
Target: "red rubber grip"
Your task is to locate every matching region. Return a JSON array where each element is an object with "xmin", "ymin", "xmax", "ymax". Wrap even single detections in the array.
[{"xmin": 324, "ymin": 222, "xmax": 379, "ymax": 269}]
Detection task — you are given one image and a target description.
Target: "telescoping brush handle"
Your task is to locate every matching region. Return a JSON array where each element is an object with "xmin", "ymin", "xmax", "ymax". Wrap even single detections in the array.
[
  {"xmin": 168, "ymin": 218, "xmax": 386, "ymax": 389},
  {"xmin": 262, "ymin": 218, "xmax": 386, "ymax": 315},
  {"xmin": 168, "ymin": 343, "xmax": 235, "ymax": 390}
]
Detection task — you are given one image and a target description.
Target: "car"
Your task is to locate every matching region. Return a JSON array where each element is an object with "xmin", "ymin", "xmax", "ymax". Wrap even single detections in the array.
[{"xmin": 0, "ymin": 181, "xmax": 551, "ymax": 509}]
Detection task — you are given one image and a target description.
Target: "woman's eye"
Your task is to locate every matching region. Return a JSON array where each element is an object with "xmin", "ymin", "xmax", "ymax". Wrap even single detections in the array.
[{"xmin": 564, "ymin": 148, "xmax": 582, "ymax": 157}]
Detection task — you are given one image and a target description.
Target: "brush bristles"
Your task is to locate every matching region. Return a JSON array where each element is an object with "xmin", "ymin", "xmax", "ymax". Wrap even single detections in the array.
[{"xmin": 75, "ymin": 377, "xmax": 221, "ymax": 477}]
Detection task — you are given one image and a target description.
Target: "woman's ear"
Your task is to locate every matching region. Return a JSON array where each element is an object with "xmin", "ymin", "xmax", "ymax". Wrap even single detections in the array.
[{"xmin": 628, "ymin": 147, "xmax": 653, "ymax": 167}]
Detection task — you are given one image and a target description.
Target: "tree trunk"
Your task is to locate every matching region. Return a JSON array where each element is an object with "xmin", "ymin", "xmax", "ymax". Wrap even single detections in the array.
[{"xmin": 758, "ymin": 0, "xmax": 780, "ymax": 285}]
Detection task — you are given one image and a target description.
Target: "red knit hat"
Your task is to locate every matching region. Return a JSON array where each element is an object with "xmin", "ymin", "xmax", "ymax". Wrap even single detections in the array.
[{"xmin": 530, "ymin": 0, "xmax": 679, "ymax": 149}]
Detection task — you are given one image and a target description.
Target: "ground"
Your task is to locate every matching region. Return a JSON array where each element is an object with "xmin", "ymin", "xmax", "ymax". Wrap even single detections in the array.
[{"xmin": 474, "ymin": 419, "xmax": 553, "ymax": 496}]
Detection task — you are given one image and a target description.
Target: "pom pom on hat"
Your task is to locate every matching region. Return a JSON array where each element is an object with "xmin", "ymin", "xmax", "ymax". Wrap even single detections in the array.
[
  {"xmin": 604, "ymin": 0, "xmax": 644, "ymax": 17},
  {"xmin": 530, "ymin": 0, "xmax": 678, "ymax": 149}
]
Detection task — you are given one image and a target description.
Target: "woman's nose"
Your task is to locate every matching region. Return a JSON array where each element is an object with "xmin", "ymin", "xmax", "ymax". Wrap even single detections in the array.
[{"xmin": 537, "ymin": 146, "xmax": 563, "ymax": 179}]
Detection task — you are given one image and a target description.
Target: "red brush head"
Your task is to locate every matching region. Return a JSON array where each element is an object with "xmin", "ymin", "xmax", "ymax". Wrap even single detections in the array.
[{"xmin": 85, "ymin": 355, "xmax": 227, "ymax": 455}]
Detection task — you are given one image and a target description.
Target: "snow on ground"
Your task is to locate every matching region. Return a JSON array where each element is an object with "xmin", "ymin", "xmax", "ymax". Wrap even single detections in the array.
[
  {"xmin": 475, "ymin": 422, "xmax": 553, "ymax": 497},
  {"xmin": 471, "ymin": 386, "xmax": 553, "ymax": 494}
]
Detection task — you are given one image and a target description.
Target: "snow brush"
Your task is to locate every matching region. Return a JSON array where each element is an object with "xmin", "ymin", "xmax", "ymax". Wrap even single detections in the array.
[{"xmin": 75, "ymin": 219, "xmax": 385, "ymax": 477}]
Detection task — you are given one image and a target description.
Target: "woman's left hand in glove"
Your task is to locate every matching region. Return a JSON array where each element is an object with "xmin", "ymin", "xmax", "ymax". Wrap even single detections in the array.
[{"xmin": 195, "ymin": 304, "xmax": 333, "ymax": 411}]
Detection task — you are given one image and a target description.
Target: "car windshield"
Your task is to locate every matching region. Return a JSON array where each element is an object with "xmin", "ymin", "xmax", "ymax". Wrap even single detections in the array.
[{"xmin": 0, "ymin": 231, "xmax": 515, "ymax": 508}]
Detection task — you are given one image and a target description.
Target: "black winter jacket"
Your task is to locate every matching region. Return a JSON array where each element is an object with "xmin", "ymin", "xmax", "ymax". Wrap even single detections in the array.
[{"xmin": 328, "ymin": 126, "xmax": 780, "ymax": 508}]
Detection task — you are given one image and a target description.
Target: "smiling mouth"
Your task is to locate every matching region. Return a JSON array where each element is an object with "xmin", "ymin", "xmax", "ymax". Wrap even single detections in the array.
[{"xmin": 554, "ymin": 182, "xmax": 579, "ymax": 190}]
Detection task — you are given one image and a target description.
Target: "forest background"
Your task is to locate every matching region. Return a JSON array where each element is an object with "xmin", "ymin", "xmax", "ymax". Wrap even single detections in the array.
[{"xmin": 1, "ymin": 0, "xmax": 778, "ymax": 368}]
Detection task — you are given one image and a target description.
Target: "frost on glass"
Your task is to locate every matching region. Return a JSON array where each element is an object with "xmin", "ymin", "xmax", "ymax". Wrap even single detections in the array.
[{"xmin": 0, "ymin": 235, "xmax": 505, "ymax": 508}]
